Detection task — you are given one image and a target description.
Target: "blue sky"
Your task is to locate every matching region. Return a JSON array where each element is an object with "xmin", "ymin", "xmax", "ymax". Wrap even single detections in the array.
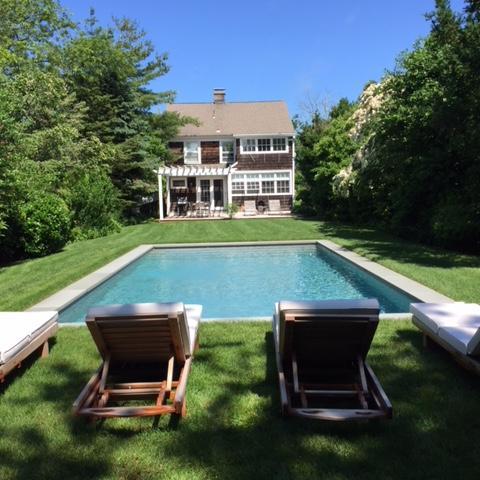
[{"xmin": 61, "ymin": 0, "xmax": 466, "ymax": 117}]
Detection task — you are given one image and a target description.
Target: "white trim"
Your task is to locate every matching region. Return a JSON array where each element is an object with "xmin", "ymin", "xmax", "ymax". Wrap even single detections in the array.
[
  {"xmin": 170, "ymin": 177, "xmax": 187, "ymax": 188},
  {"xmin": 158, "ymin": 175, "xmax": 164, "ymax": 221},
  {"xmin": 239, "ymin": 136, "xmax": 289, "ymax": 154},
  {"xmin": 230, "ymin": 170, "xmax": 292, "ymax": 196},
  {"xmin": 184, "ymin": 140, "xmax": 201, "ymax": 165},
  {"xmin": 220, "ymin": 140, "xmax": 235, "ymax": 164}
]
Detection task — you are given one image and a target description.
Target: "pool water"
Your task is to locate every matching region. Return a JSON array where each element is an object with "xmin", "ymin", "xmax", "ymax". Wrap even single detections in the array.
[{"xmin": 59, "ymin": 244, "xmax": 414, "ymax": 323}]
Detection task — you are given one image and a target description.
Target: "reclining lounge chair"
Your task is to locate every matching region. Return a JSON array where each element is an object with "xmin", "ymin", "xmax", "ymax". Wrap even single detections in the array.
[
  {"xmin": 272, "ymin": 299, "xmax": 392, "ymax": 421},
  {"xmin": 267, "ymin": 199, "xmax": 282, "ymax": 215},
  {"xmin": 73, "ymin": 302, "xmax": 201, "ymax": 420},
  {"xmin": 0, "ymin": 311, "xmax": 58, "ymax": 382},
  {"xmin": 243, "ymin": 200, "xmax": 257, "ymax": 216},
  {"xmin": 411, "ymin": 302, "xmax": 480, "ymax": 374}
]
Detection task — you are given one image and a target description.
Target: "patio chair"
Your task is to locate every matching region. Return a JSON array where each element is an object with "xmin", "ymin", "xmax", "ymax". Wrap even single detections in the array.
[
  {"xmin": 243, "ymin": 200, "xmax": 257, "ymax": 216},
  {"xmin": 267, "ymin": 199, "xmax": 282, "ymax": 215},
  {"xmin": 411, "ymin": 302, "xmax": 480, "ymax": 374},
  {"xmin": 0, "ymin": 311, "xmax": 58, "ymax": 382},
  {"xmin": 73, "ymin": 302, "xmax": 202, "ymax": 420},
  {"xmin": 272, "ymin": 299, "xmax": 392, "ymax": 421}
]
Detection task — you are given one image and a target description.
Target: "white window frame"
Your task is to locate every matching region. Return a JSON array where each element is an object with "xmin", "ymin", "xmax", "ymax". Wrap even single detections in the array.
[
  {"xmin": 220, "ymin": 140, "xmax": 235, "ymax": 164},
  {"xmin": 231, "ymin": 170, "xmax": 292, "ymax": 196},
  {"xmin": 170, "ymin": 177, "xmax": 187, "ymax": 189},
  {"xmin": 240, "ymin": 137, "xmax": 289, "ymax": 154},
  {"xmin": 184, "ymin": 141, "xmax": 201, "ymax": 164}
]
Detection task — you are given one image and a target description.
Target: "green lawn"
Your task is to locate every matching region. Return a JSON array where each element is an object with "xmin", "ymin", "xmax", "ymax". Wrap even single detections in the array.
[
  {"xmin": 1, "ymin": 322, "xmax": 480, "ymax": 480},
  {"xmin": 1, "ymin": 220, "xmax": 480, "ymax": 479},
  {"xmin": 0, "ymin": 218, "xmax": 479, "ymax": 311}
]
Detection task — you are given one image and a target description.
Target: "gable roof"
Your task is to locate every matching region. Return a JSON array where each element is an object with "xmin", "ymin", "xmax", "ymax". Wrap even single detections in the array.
[{"xmin": 166, "ymin": 101, "xmax": 295, "ymax": 137}]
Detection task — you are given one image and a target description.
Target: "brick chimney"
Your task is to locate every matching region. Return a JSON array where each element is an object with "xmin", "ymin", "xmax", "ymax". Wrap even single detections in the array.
[{"xmin": 213, "ymin": 88, "xmax": 226, "ymax": 104}]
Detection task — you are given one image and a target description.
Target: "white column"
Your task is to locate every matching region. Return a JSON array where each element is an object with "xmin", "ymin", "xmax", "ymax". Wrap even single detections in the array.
[
  {"xmin": 209, "ymin": 178, "xmax": 214, "ymax": 210},
  {"xmin": 158, "ymin": 174, "xmax": 164, "ymax": 221},
  {"xmin": 227, "ymin": 173, "xmax": 232, "ymax": 206},
  {"xmin": 166, "ymin": 176, "xmax": 171, "ymax": 217}
]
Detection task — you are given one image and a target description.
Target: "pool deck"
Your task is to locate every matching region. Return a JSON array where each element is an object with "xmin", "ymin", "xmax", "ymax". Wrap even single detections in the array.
[{"xmin": 28, "ymin": 240, "xmax": 453, "ymax": 322}]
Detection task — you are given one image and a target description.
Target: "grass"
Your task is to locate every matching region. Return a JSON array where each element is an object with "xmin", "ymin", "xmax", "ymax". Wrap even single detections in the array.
[
  {"xmin": 1, "ymin": 322, "xmax": 480, "ymax": 480},
  {"xmin": 0, "ymin": 218, "xmax": 479, "ymax": 311}
]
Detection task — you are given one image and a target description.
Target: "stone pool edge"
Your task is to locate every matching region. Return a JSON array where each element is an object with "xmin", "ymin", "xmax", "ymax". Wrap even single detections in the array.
[{"xmin": 27, "ymin": 240, "xmax": 453, "ymax": 324}]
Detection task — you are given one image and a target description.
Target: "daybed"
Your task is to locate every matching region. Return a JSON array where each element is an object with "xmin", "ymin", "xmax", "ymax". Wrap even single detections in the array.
[{"xmin": 0, "ymin": 311, "xmax": 58, "ymax": 382}]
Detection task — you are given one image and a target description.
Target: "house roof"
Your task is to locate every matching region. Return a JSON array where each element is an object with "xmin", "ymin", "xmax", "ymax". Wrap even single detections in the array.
[{"xmin": 166, "ymin": 101, "xmax": 295, "ymax": 137}]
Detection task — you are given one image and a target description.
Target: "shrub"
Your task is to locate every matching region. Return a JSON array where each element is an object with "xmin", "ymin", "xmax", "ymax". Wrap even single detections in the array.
[
  {"xmin": 19, "ymin": 194, "xmax": 71, "ymax": 256},
  {"xmin": 66, "ymin": 170, "xmax": 121, "ymax": 240}
]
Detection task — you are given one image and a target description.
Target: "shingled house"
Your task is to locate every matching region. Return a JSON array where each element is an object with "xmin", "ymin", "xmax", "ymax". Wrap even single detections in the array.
[{"xmin": 157, "ymin": 89, "xmax": 295, "ymax": 219}]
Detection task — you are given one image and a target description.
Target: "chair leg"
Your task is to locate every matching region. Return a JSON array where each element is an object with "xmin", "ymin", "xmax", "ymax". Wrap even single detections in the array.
[{"xmin": 40, "ymin": 340, "xmax": 49, "ymax": 358}]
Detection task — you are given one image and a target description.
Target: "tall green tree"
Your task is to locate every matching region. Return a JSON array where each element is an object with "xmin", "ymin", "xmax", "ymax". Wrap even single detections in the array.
[
  {"xmin": 63, "ymin": 12, "xmax": 177, "ymax": 212},
  {"xmin": 356, "ymin": 0, "xmax": 480, "ymax": 250}
]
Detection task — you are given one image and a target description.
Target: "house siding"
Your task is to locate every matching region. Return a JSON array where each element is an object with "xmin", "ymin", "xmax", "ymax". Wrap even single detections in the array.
[
  {"xmin": 232, "ymin": 195, "xmax": 292, "ymax": 210},
  {"xmin": 200, "ymin": 141, "xmax": 220, "ymax": 164},
  {"xmin": 234, "ymin": 139, "xmax": 293, "ymax": 170}
]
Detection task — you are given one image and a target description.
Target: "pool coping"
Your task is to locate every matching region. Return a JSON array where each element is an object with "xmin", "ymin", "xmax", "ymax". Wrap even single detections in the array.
[{"xmin": 28, "ymin": 239, "xmax": 453, "ymax": 322}]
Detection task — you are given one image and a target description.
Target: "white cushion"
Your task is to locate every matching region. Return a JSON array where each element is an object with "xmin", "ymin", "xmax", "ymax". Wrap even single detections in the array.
[
  {"xmin": 0, "ymin": 311, "xmax": 58, "ymax": 364},
  {"xmin": 410, "ymin": 303, "xmax": 480, "ymax": 334},
  {"xmin": 438, "ymin": 326, "xmax": 478, "ymax": 355},
  {"xmin": 185, "ymin": 304, "xmax": 202, "ymax": 355}
]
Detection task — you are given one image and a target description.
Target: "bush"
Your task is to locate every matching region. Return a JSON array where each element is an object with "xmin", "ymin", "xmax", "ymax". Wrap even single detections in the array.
[
  {"xmin": 19, "ymin": 194, "xmax": 71, "ymax": 256},
  {"xmin": 66, "ymin": 170, "xmax": 121, "ymax": 240}
]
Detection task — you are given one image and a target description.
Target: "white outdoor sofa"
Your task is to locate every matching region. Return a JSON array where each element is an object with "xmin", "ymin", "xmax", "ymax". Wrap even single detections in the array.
[
  {"xmin": 0, "ymin": 311, "xmax": 58, "ymax": 382},
  {"xmin": 410, "ymin": 302, "xmax": 480, "ymax": 374}
]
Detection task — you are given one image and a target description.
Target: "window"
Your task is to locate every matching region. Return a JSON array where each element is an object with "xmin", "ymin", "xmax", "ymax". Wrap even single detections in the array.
[
  {"xmin": 231, "ymin": 171, "xmax": 291, "ymax": 195},
  {"xmin": 241, "ymin": 139, "xmax": 256, "ymax": 152},
  {"xmin": 200, "ymin": 179, "xmax": 210, "ymax": 203},
  {"xmin": 221, "ymin": 141, "xmax": 234, "ymax": 163},
  {"xmin": 240, "ymin": 137, "xmax": 289, "ymax": 153},
  {"xmin": 232, "ymin": 181, "xmax": 245, "ymax": 194},
  {"xmin": 184, "ymin": 141, "xmax": 200, "ymax": 164},
  {"xmin": 273, "ymin": 137, "xmax": 286, "ymax": 151},
  {"xmin": 277, "ymin": 180, "xmax": 290, "ymax": 193},
  {"xmin": 257, "ymin": 138, "xmax": 271, "ymax": 151},
  {"xmin": 171, "ymin": 178, "xmax": 186, "ymax": 188},
  {"xmin": 246, "ymin": 181, "xmax": 260, "ymax": 194},
  {"xmin": 261, "ymin": 180, "xmax": 275, "ymax": 193}
]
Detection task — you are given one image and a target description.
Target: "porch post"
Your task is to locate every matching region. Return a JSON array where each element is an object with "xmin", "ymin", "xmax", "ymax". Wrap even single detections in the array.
[
  {"xmin": 227, "ymin": 172, "xmax": 232, "ymax": 206},
  {"xmin": 165, "ymin": 175, "xmax": 171, "ymax": 216},
  {"xmin": 158, "ymin": 173, "xmax": 164, "ymax": 221}
]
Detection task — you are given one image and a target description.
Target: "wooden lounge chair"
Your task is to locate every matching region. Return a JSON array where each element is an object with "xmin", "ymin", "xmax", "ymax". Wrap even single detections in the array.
[
  {"xmin": 272, "ymin": 299, "xmax": 392, "ymax": 421},
  {"xmin": 411, "ymin": 302, "xmax": 480, "ymax": 375},
  {"xmin": 0, "ymin": 311, "xmax": 58, "ymax": 383},
  {"xmin": 267, "ymin": 199, "xmax": 282, "ymax": 215},
  {"xmin": 243, "ymin": 200, "xmax": 257, "ymax": 216},
  {"xmin": 73, "ymin": 302, "xmax": 201, "ymax": 420}
]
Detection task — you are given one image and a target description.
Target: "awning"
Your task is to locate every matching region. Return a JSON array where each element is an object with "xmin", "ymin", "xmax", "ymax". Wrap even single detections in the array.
[{"xmin": 157, "ymin": 165, "xmax": 232, "ymax": 176}]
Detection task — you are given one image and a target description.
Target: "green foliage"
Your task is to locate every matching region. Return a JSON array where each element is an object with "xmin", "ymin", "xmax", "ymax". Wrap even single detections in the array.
[
  {"xmin": 296, "ymin": 1, "xmax": 480, "ymax": 253},
  {"xmin": 65, "ymin": 168, "xmax": 121, "ymax": 240},
  {"xmin": 295, "ymin": 99, "xmax": 356, "ymax": 217},
  {"xmin": 18, "ymin": 193, "xmax": 71, "ymax": 256},
  {"xmin": 225, "ymin": 203, "xmax": 239, "ymax": 218},
  {"xmin": 354, "ymin": 0, "xmax": 480, "ymax": 251},
  {"xmin": 0, "ymin": 1, "xmax": 186, "ymax": 263}
]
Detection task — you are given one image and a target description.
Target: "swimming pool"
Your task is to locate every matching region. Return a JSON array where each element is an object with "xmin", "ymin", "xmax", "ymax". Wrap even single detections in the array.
[{"xmin": 59, "ymin": 244, "xmax": 415, "ymax": 323}]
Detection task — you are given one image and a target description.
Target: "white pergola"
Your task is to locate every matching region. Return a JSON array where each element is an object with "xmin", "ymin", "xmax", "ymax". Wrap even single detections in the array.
[{"xmin": 157, "ymin": 165, "xmax": 234, "ymax": 220}]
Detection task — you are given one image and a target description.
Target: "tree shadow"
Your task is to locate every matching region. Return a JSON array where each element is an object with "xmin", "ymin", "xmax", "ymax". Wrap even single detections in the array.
[
  {"xmin": 2, "ymin": 324, "xmax": 480, "ymax": 479},
  {"xmin": 317, "ymin": 221, "xmax": 480, "ymax": 269}
]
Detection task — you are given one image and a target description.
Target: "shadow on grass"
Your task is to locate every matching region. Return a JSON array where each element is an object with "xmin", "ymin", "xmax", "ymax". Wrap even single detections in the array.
[
  {"xmin": 2, "ymin": 324, "xmax": 480, "ymax": 479},
  {"xmin": 313, "ymin": 221, "xmax": 480, "ymax": 269},
  {"xmin": 0, "ymin": 338, "xmax": 58, "ymax": 396}
]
